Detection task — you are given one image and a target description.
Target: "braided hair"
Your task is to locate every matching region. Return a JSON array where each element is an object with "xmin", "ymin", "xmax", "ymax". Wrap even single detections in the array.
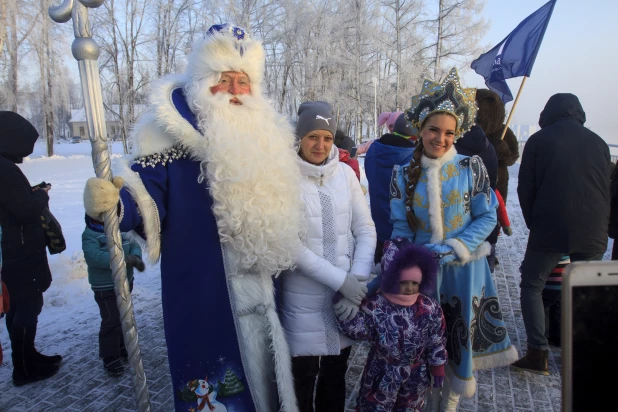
[{"xmin": 405, "ymin": 141, "xmax": 424, "ymax": 231}]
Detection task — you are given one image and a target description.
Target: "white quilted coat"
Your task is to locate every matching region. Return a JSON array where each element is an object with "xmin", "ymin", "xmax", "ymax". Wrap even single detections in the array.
[{"xmin": 280, "ymin": 146, "xmax": 376, "ymax": 357}]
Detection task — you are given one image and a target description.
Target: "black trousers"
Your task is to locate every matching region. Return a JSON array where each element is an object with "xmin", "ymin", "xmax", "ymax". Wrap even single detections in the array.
[
  {"xmin": 5, "ymin": 291, "xmax": 43, "ymax": 331},
  {"xmin": 94, "ymin": 288, "xmax": 131, "ymax": 358},
  {"xmin": 292, "ymin": 346, "xmax": 352, "ymax": 412}
]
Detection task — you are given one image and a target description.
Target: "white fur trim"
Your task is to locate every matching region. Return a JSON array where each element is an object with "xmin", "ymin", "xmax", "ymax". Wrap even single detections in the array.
[
  {"xmin": 185, "ymin": 33, "xmax": 265, "ymax": 94},
  {"xmin": 266, "ymin": 309, "xmax": 299, "ymax": 412},
  {"xmin": 112, "ymin": 158, "xmax": 161, "ymax": 263},
  {"xmin": 227, "ymin": 250, "xmax": 299, "ymax": 412},
  {"xmin": 130, "ymin": 111, "xmax": 175, "ymax": 157},
  {"xmin": 424, "ymin": 157, "xmax": 445, "ymax": 244},
  {"xmin": 470, "ymin": 241, "xmax": 492, "ymax": 261},
  {"xmin": 420, "ymin": 145, "xmax": 457, "ymax": 169},
  {"xmin": 444, "ymin": 363, "xmax": 476, "ymax": 398},
  {"xmin": 134, "ymin": 74, "xmax": 203, "ymax": 157},
  {"xmin": 472, "ymin": 345, "xmax": 519, "ymax": 371},
  {"xmin": 444, "ymin": 238, "xmax": 471, "ymax": 264}
]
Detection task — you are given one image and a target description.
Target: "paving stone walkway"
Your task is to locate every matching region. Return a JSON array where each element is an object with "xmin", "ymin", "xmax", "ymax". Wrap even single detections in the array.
[{"xmin": 0, "ymin": 164, "xmax": 611, "ymax": 411}]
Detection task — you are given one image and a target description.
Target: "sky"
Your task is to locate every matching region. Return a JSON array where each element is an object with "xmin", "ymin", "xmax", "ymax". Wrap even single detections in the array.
[{"xmin": 462, "ymin": 0, "xmax": 618, "ymax": 145}]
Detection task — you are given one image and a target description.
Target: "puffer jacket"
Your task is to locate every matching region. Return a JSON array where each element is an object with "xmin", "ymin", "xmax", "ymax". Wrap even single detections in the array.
[
  {"xmin": 82, "ymin": 222, "xmax": 142, "ymax": 291},
  {"xmin": 280, "ymin": 146, "xmax": 376, "ymax": 357}
]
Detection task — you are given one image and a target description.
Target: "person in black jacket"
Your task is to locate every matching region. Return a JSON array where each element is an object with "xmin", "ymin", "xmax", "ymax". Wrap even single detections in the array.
[
  {"xmin": 455, "ymin": 124, "xmax": 501, "ymax": 271},
  {"xmin": 513, "ymin": 94, "xmax": 610, "ymax": 376},
  {"xmin": 0, "ymin": 111, "xmax": 62, "ymax": 386}
]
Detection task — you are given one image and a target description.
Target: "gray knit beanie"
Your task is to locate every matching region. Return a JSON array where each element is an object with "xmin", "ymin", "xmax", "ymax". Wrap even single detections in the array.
[{"xmin": 295, "ymin": 101, "xmax": 337, "ymax": 141}]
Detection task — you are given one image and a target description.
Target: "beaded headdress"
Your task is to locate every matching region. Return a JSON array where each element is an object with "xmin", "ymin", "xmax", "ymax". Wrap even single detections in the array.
[{"xmin": 406, "ymin": 68, "xmax": 477, "ymax": 140}]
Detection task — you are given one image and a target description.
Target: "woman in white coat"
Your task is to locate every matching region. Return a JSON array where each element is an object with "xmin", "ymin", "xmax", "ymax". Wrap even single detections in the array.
[{"xmin": 279, "ymin": 101, "xmax": 376, "ymax": 412}]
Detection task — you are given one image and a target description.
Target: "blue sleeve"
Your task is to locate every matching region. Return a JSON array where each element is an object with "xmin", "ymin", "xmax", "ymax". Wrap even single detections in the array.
[
  {"xmin": 445, "ymin": 156, "xmax": 497, "ymax": 258},
  {"xmin": 119, "ymin": 162, "xmax": 168, "ymax": 240}
]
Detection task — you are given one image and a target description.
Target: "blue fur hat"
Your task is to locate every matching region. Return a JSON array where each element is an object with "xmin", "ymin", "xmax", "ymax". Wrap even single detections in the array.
[{"xmin": 380, "ymin": 238, "xmax": 438, "ymax": 298}]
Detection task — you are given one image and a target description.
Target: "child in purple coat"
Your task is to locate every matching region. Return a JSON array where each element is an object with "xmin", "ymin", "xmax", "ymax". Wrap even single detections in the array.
[{"xmin": 336, "ymin": 239, "xmax": 447, "ymax": 411}]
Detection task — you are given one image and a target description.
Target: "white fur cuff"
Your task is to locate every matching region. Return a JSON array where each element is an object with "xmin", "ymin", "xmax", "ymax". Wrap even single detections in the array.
[
  {"xmin": 444, "ymin": 238, "xmax": 471, "ymax": 264},
  {"xmin": 473, "ymin": 345, "xmax": 519, "ymax": 371}
]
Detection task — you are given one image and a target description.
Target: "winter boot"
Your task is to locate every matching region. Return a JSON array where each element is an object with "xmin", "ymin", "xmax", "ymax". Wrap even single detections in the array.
[
  {"xmin": 103, "ymin": 356, "xmax": 124, "ymax": 376},
  {"xmin": 511, "ymin": 348, "xmax": 549, "ymax": 376},
  {"xmin": 423, "ymin": 385, "xmax": 442, "ymax": 412},
  {"xmin": 439, "ymin": 377, "xmax": 461, "ymax": 412},
  {"xmin": 11, "ymin": 327, "xmax": 59, "ymax": 386},
  {"xmin": 26, "ymin": 326, "xmax": 62, "ymax": 364}
]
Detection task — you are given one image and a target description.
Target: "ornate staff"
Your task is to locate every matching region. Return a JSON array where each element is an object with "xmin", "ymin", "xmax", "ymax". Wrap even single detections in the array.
[{"xmin": 48, "ymin": 1, "xmax": 151, "ymax": 410}]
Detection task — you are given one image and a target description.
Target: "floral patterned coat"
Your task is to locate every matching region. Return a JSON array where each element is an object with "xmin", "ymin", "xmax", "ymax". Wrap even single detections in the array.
[{"xmin": 337, "ymin": 293, "xmax": 447, "ymax": 412}]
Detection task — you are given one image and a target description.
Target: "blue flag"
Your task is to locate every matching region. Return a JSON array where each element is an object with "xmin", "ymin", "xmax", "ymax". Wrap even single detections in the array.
[{"xmin": 471, "ymin": 0, "xmax": 557, "ymax": 103}]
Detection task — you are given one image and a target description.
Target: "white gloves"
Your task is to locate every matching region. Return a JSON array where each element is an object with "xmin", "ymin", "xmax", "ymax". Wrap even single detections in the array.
[
  {"xmin": 333, "ymin": 298, "xmax": 359, "ymax": 321},
  {"xmin": 338, "ymin": 273, "xmax": 367, "ymax": 305},
  {"xmin": 83, "ymin": 176, "xmax": 124, "ymax": 219}
]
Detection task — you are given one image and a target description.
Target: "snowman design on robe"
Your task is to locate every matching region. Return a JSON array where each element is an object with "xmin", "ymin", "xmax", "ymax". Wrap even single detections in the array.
[{"xmin": 189, "ymin": 376, "xmax": 227, "ymax": 412}]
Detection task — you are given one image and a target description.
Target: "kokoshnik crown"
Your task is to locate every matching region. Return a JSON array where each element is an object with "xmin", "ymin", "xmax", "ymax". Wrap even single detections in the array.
[{"xmin": 406, "ymin": 67, "xmax": 477, "ymax": 140}]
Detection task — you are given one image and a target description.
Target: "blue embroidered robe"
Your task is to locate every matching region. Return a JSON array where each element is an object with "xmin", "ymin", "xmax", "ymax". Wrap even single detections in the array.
[{"xmin": 110, "ymin": 84, "xmax": 295, "ymax": 411}]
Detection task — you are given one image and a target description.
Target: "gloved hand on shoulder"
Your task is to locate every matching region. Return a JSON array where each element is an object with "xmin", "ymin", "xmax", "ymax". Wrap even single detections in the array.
[
  {"xmin": 338, "ymin": 273, "xmax": 367, "ymax": 305},
  {"xmin": 83, "ymin": 176, "xmax": 124, "ymax": 219}
]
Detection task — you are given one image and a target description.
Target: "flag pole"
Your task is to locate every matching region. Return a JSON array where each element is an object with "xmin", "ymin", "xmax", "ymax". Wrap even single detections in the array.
[{"xmin": 500, "ymin": 76, "xmax": 528, "ymax": 140}]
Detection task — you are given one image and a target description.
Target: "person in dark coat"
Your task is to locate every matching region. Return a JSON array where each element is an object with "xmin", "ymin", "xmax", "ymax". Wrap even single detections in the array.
[
  {"xmin": 364, "ymin": 113, "xmax": 416, "ymax": 263},
  {"xmin": 0, "ymin": 111, "xmax": 62, "ymax": 386},
  {"xmin": 455, "ymin": 124, "xmax": 501, "ymax": 271},
  {"xmin": 513, "ymin": 93, "xmax": 610, "ymax": 376},
  {"xmin": 334, "ymin": 129, "xmax": 355, "ymax": 153},
  {"xmin": 475, "ymin": 89, "xmax": 520, "ymax": 202}
]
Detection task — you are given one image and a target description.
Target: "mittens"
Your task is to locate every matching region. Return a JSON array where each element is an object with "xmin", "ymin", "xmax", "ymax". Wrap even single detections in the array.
[
  {"xmin": 333, "ymin": 298, "xmax": 360, "ymax": 321},
  {"xmin": 425, "ymin": 244, "xmax": 457, "ymax": 266},
  {"xmin": 503, "ymin": 226, "xmax": 513, "ymax": 236},
  {"xmin": 125, "ymin": 255, "xmax": 145, "ymax": 272},
  {"xmin": 84, "ymin": 177, "xmax": 124, "ymax": 219},
  {"xmin": 338, "ymin": 274, "xmax": 367, "ymax": 305}
]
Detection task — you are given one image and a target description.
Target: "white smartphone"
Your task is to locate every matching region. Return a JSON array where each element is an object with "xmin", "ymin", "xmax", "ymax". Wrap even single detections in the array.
[{"xmin": 562, "ymin": 261, "xmax": 618, "ymax": 411}]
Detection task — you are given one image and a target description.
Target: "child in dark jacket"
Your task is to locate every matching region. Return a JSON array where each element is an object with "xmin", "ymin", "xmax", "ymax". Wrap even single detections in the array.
[
  {"xmin": 336, "ymin": 239, "xmax": 447, "ymax": 412},
  {"xmin": 82, "ymin": 215, "xmax": 144, "ymax": 376}
]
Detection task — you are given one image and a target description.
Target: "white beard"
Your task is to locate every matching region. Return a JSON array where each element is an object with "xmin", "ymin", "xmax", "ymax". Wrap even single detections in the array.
[{"xmin": 183, "ymin": 79, "xmax": 303, "ymax": 276}]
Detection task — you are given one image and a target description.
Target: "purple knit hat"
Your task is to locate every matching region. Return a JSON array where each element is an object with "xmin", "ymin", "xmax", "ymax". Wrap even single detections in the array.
[{"xmin": 380, "ymin": 238, "xmax": 438, "ymax": 298}]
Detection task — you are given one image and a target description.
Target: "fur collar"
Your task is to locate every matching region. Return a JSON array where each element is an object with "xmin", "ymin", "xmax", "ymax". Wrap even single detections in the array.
[
  {"xmin": 420, "ymin": 145, "xmax": 457, "ymax": 169},
  {"xmin": 296, "ymin": 145, "xmax": 339, "ymax": 181},
  {"xmin": 130, "ymin": 75, "xmax": 198, "ymax": 158}
]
